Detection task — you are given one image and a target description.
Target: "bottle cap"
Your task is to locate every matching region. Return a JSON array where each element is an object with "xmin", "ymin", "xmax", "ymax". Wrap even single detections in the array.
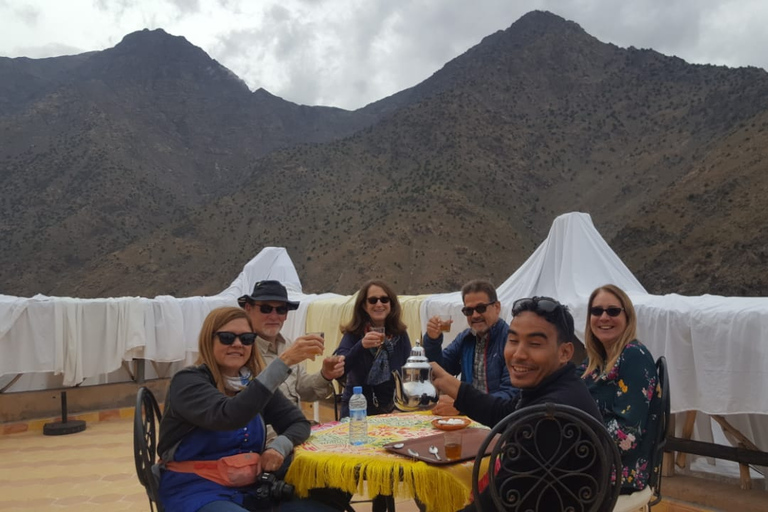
[{"xmin": 353, "ymin": 386, "xmax": 363, "ymax": 394}]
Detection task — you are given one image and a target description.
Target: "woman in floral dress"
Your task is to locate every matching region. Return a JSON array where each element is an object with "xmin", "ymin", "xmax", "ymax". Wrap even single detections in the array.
[{"xmin": 578, "ymin": 284, "xmax": 660, "ymax": 495}]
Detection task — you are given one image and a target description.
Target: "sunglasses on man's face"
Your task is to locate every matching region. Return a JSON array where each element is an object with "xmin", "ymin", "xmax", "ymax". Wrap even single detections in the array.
[
  {"xmin": 256, "ymin": 304, "xmax": 289, "ymax": 315},
  {"xmin": 461, "ymin": 301, "xmax": 496, "ymax": 316},
  {"xmin": 216, "ymin": 332, "xmax": 257, "ymax": 346},
  {"xmin": 590, "ymin": 306, "xmax": 625, "ymax": 317},
  {"xmin": 367, "ymin": 296, "xmax": 391, "ymax": 305}
]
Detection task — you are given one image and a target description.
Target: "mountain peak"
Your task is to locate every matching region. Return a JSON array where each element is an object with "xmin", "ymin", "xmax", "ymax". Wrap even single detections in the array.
[{"xmin": 77, "ymin": 27, "xmax": 249, "ymax": 93}]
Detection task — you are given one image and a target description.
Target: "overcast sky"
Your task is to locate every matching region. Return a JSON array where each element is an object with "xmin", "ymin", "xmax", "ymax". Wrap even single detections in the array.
[{"xmin": 1, "ymin": 0, "xmax": 767, "ymax": 110}]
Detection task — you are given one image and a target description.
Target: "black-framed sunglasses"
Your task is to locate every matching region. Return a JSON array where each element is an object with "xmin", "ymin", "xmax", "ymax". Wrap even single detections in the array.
[
  {"xmin": 367, "ymin": 296, "xmax": 391, "ymax": 305},
  {"xmin": 590, "ymin": 306, "xmax": 625, "ymax": 317},
  {"xmin": 216, "ymin": 332, "xmax": 257, "ymax": 346},
  {"xmin": 256, "ymin": 304, "xmax": 289, "ymax": 315},
  {"xmin": 461, "ymin": 301, "xmax": 497, "ymax": 316}
]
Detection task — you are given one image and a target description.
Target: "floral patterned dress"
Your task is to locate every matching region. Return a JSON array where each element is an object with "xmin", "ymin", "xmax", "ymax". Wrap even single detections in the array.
[{"xmin": 579, "ymin": 340, "xmax": 660, "ymax": 493}]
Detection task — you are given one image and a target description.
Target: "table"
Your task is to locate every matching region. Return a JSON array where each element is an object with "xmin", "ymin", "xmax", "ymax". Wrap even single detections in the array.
[{"xmin": 284, "ymin": 413, "xmax": 491, "ymax": 512}]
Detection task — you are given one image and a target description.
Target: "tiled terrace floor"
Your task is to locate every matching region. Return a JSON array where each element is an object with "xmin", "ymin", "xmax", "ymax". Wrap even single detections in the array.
[
  {"xmin": 0, "ymin": 402, "xmax": 758, "ymax": 512},
  {"xmin": 0, "ymin": 406, "xmax": 421, "ymax": 512}
]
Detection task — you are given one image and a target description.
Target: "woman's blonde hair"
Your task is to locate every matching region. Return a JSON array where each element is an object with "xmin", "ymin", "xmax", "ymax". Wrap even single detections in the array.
[
  {"xmin": 581, "ymin": 284, "xmax": 637, "ymax": 379},
  {"xmin": 195, "ymin": 306, "xmax": 266, "ymax": 395}
]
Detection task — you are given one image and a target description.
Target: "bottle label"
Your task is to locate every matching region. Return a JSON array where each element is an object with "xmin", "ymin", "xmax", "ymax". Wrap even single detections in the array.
[{"xmin": 350, "ymin": 409, "xmax": 366, "ymax": 421}]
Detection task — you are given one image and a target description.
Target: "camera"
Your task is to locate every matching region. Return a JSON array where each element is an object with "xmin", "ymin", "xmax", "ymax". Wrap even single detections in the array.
[{"xmin": 253, "ymin": 471, "xmax": 294, "ymax": 502}]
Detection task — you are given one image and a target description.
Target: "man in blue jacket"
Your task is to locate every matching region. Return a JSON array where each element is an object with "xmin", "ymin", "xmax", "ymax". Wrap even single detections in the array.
[{"xmin": 423, "ymin": 279, "xmax": 518, "ymax": 415}]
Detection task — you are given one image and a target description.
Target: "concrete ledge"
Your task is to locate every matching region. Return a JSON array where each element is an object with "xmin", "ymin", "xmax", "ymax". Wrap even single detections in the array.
[{"xmin": 0, "ymin": 378, "xmax": 169, "ymax": 424}]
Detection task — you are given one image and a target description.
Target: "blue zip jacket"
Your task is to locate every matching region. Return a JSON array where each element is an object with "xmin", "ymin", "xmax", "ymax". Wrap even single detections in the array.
[{"xmin": 423, "ymin": 318, "xmax": 518, "ymax": 400}]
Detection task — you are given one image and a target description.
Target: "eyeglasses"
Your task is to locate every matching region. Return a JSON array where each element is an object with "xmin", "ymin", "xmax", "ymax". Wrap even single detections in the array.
[
  {"xmin": 256, "ymin": 304, "xmax": 289, "ymax": 315},
  {"xmin": 590, "ymin": 306, "xmax": 625, "ymax": 317},
  {"xmin": 367, "ymin": 296, "xmax": 391, "ymax": 305},
  {"xmin": 216, "ymin": 332, "xmax": 257, "ymax": 346},
  {"xmin": 461, "ymin": 301, "xmax": 497, "ymax": 316}
]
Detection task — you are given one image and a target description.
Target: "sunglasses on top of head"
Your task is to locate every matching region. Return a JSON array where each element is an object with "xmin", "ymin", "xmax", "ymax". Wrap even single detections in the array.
[
  {"xmin": 255, "ymin": 304, "xmax": 289, "ymax": 315},
  {"xmin": 589, "ymin": 306, "xmax": 625, "ymax": 317},
  {"xmin": 512, "ymin": 297, "xmax": 562, "ymax": 316},
  {"xmin": 367, "ymin": 296, "xmax": 391, "ymax": 305},
  {"xmin": 461, "ymin": 301, "xmax": 497, "ymax": 316},
  {"xmin": 216, "ymin": 332, "xmax": 257, "ymax": 346}
]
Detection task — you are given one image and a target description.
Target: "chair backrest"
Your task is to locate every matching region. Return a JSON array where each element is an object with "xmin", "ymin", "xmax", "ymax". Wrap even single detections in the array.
[
  {"xmin": 648, "ymin": 356, "xmax": 671, "ymax": 507},
  {"xmin": 134, "ymin": 386, "xmax": 164, "ymax": 512},
  {"xmin": 473, "ymin": 402, "xmax": 622, "ymax": 512}
]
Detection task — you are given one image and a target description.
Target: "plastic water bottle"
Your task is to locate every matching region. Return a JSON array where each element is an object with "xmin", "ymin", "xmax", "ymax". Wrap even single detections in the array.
[{"xmin": 348, "ymin": 386, "xmax": 368, "ymax": 445}]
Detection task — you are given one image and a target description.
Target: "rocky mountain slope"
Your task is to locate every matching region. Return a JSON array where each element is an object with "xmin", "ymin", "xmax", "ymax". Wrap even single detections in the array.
[{"xmin": 2, "ymin": 11, "xmax": 767, "ymax": 298}]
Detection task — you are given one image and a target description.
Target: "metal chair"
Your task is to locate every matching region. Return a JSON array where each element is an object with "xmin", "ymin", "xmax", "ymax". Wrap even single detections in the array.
[
  {"xmin": 133, "ymin": 386, "xmax": 164, "ymax": 512},
  {"xmin": 648, "ymin": 356, "xmax": 671, "ymax": 508},
  {"xmin": 472, "ymin": 402, "xmax": 622, "ymax": 512}
]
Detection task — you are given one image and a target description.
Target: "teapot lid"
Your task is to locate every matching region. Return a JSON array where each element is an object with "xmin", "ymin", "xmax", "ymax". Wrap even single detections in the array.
[{"xmin": 403, "ymin": 340, "xmax": 430, "ymax": 369}]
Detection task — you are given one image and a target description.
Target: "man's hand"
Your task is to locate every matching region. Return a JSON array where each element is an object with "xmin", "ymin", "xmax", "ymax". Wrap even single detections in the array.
[
  {"xmin": 426, "ymin": 315, "xmax": 443, "ymax": 340},
  {"xmin": 260, "ymin": 448, "xmax": 284, "ymax": 474},
  {"xmin": 279, "ymin": 334, "xmax": 324, "ymax": 366},
  {"xmin": 432, "ymin": 395, "xmax": 460, "ymax": 416},
  {"xmin": 430, "ymin": 362, "xmax": 461, "ymax": 400},
  {"xmin": 320, "ymin": 355, "xmax": 345, "ymax": 380}
]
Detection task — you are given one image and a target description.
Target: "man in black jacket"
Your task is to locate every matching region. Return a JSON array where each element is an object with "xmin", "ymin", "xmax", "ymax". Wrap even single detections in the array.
[{"xmin": 431, "ymin": 296, "xmax": 603, "ymax": 511}]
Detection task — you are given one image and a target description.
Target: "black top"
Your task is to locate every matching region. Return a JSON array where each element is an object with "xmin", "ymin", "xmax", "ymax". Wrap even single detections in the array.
[
  {"xmin": 454, "ymin": 362, "xmax": 602, "ymax": 427},
  {"xmin": 158, "ymin": 364, "xmax": 310, "ymax": 460}
]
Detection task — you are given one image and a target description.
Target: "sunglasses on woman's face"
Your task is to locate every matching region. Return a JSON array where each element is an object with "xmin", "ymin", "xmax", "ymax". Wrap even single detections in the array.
[
  {"xmin": 367, "ymin": 296, "xmax": 391, "ymax": 305},
  {"xmin": 216, "ymin": 332, "xmax": 257, "ymax": 346},
  {"xmin": 590, "ymin": 307, "xmax": 625, "ymax": 317},
  {"xmin": 257, "ymin": 304, "xmax": 289, "ymax": 315},
  {"xmin": 461, "ymin": 301, "xmax": 496, "ymax": 316}
]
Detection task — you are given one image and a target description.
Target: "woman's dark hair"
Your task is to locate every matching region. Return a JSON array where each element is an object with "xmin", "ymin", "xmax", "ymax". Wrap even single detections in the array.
[{"xmin": 341, "ymin": 279, "xmax": 407, "ymax": 337}]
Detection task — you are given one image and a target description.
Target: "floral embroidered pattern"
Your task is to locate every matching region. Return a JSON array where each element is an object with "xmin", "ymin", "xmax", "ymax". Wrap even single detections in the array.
[{"xmin": 581, "ymin": 340, "xmax": 661, "ymax": 491}]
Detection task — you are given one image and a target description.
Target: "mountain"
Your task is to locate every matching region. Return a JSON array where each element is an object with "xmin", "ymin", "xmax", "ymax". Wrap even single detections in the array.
[
  {"xmin": 2, "ymin": 11, "xmax": 768, "ymax": 298},
  {"xmin": 0, "ymin": 29, "xmax": 384, "ymax": 295}
]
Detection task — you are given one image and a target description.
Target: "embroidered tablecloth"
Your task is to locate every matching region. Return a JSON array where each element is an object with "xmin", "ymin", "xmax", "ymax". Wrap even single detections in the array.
[{"xmin": 285, "ymin": 413, "xmax": 490, "ymax": 512}]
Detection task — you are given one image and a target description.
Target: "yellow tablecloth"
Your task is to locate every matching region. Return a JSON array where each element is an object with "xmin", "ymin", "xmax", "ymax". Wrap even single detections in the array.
[{"xmin": 285, "ymin": 413, "xmax": 490, "ymax": 512}]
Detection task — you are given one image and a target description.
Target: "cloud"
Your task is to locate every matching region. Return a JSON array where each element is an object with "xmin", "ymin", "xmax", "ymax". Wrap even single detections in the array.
[
  {"xmin": 2, "ymin": 0, "xmax": 768, "ymax": 109},
  {"xmin": 168, "ymin": 0, "xmax": 200, "ymax": 14},
  {"xmin": 14, "ymin": 4, "xmax": 41, "ymax": 25},
  {"xmin": 12, "ymin": 41, "xmax": 84, "ymax": 58}
]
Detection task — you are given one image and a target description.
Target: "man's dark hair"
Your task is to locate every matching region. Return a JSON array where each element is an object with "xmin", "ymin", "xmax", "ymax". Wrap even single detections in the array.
[
  {"xmin": 511, "ymin": 297, "xmax": 575, "ymax": 345},
  {"xmin": 461, "ymin": 279, "xmax": 497, "ymax": 303}
]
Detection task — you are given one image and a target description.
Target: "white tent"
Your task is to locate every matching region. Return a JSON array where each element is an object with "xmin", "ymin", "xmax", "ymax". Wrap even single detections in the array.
[
  {"xmin": 2, "ymin": 214, "xmax": 767, "ymax": 473},
  {"xmin": 0, "ymin": 247, "xmax": 332, "ymax": 391},
  {"xmin": 421, "ymin": 212, "xmax": 768, "ymax": 472},
  {"xmin": 420, "ymin": 212, "xmax": 646, "ymax": 341}
]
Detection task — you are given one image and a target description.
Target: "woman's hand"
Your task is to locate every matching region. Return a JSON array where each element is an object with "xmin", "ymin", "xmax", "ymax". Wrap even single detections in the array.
[
  {"xmin": 260, "ymin": 448, "xmax": 285, "ymax": 474},
  {"xmin": 361, "ymin": 330, "xmax": 385, "ymax": 349}
]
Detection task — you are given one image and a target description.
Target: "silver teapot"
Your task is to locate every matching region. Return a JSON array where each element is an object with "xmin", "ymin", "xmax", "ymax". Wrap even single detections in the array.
[{"xmin": 392, "ymin": 340, "xmax": 439, "ymax": 412}]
